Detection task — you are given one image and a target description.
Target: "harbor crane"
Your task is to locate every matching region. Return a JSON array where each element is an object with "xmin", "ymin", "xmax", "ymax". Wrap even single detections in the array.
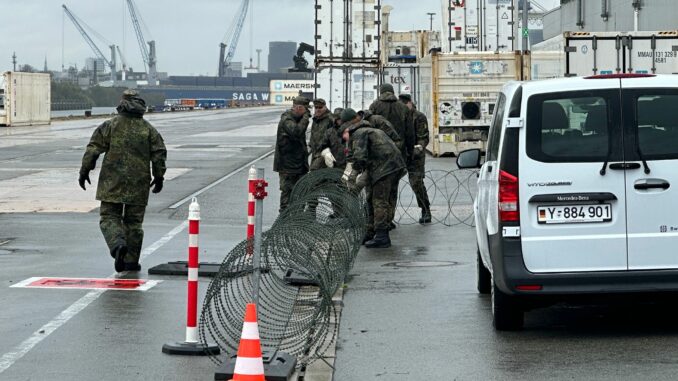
[
  {"xmin": 218, "ymin": 0, "xmax": 249, "ymax": 77},
  {"xmin": 116, "ymin": 46, "xmax": 130, "ymax": 80},
  {"xmin": 62, "ymin": 4, "xmax": 116, "ymax": 82},
  {"xmin": 125, "ymin": 0, "xmax": 158, "ymax": 85}
]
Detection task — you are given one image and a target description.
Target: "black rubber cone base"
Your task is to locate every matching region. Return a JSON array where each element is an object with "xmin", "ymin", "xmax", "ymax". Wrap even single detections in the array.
[
  {"xmin": 162, "ymin": 341, "xmax": 220, "ymax": 356},
  {"xmin": 148, "ymin": 261, "xmax": 222, "ymax": 277},
  {"xmin": 214, "ymin": 350, "xmax": 296, "ymax": 381}
]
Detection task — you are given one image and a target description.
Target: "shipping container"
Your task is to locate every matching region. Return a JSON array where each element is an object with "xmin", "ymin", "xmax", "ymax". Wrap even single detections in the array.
[
  {"xmin": 315, "ymin": 0, "xmax": 381, "ymax": 63},
  {"xmin": 180, "ymin": 98, "xmax": 197, "ymax": 107},
  {"xmin": 381, "ymin": 64, "xmax": 420, "ymax": 104},
  {"xmin": 269, "ymin": 80, "xmax": 316, "ymax": 105},
  {"xmin": 0, "ymin": 71, "xmax": 51, "ymax": 127},
  {"xmin": 418, "ymin": 51, "xmax": 527, "ymax": 156},
  {"xmin": 314, "ymin": 66, "xmax": 379, "ymax": 112},
  {"xmin": 531, "ymin": 31, "xmax": 678, "ymax": 80},
  {"xmin": 440, "ymin": 0, "xmax": 517, "ymax": 53}
]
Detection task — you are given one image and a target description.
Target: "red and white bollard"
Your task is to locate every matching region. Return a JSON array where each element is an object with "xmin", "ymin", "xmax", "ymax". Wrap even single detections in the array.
[
  {"xmin": 162, "ymin": 197, "xmax": 220, "ymax": 356},
  {"xmin": 247, "ymin": 166, "xmax": 257, "ymax": 255}
]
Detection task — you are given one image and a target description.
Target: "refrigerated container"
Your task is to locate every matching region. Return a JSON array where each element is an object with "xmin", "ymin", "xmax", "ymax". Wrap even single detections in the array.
[
  {"xmin": 315, "ymin": 66, "xmax": 379, "ymax": 112},
  {"xmin": 418, "ymin": 50, "xmax": 527, "ymax": 156},
  {"xmin": 381, "ymin": 64, "xmax": 420, "ymax": 104},
  {"xmin": 0, "ymin": 72, "xmax": 51, "ymax": 127},
  {"xmin": 531, "ymin": 31, "xmax": 678, "ymax": 80}
]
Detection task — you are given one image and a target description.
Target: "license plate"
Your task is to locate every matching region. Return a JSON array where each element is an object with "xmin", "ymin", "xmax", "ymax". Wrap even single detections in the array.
[{"xmin": 537, "ymin": 204, "xmax": 612, "ymax": 224}]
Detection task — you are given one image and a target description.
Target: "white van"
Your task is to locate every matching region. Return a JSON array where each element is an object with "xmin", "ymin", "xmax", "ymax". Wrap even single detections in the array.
[{"xmin": 457, "ymin": 74, "xmax": 678, "ymax": 330}]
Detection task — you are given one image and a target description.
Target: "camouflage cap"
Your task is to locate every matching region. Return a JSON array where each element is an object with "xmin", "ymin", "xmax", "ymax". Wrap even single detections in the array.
[
  {"xmin": 398, "ymin": 93, "xmax": 412, "ymax": 103},
  {"xmin": 333, "ymin": 107, "xmax": 344, "ymax": 116},
  {"xmin": 340, "ymin": 108, "xmax": 358, "ymax": 122},
  {"xmin": 379, "ymin": 83, "xmax": 395, "ymax": 94},
  {"xmin": 122, "ymin": 89, "xmax": 140, "ymax": 99},
  {"xmin": 313, "ymin": 98, "xmax": 326, "ymax": 106},
  {"xmin": 293, "ymin": 96, "xmax": 308, "ymax": 106}
]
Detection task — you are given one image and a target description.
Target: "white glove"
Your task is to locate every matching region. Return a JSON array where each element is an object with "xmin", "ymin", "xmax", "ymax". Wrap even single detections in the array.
[
  {"xmin": 341, "ymin": 162, "xmax": 354, "ymax": 183},
  {"xmin": 321, "ymin": 148, "xmax": 336, "ymax": 168},
  {"xmin": 414, "ymin": 144, "xmax": 423, "ymax": 153}
]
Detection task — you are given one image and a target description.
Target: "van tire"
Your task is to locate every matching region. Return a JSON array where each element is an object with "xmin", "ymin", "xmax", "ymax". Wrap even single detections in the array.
[
  {"xmin": 477, "ymin": 249, "xmax": 491, "ymax": 295},
  {"xmin": 492, "ymin": 283, "xmax": 524, "ymax": 331}
]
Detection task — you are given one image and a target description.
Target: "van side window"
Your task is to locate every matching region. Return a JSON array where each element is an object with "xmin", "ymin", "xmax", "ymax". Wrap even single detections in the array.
[
  {"xmin": 526, "ymin": 91, "xmax": 621, "ymax": 163},
  {"xmin": 634, "ymin": 93, "xmax": 678, "ymax": 160},
  {"xmin": 486, "ymin": 93, "xmax": 506, "ymax": 161}
]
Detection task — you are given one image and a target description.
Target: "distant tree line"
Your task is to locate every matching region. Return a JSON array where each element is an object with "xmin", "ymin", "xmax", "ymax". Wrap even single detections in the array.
[{"xmin": 51, "ymin": 81, "xmax": 166, "ymax": 109}]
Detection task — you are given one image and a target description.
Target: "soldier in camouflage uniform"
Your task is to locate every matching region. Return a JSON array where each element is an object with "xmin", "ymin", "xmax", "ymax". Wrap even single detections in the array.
[
  {"xmin": 308, "ymin": 99, "xmax": 336, "ymax": 170},
  {"xmin": 358, "ymin": 110, "xmax": 404, "ymax": 155},
  {"xmin": 342, "ymin": 110, "xmax": 406, "ymax": 249},
  {"xmin": 368, "ymin": 84, "xmax": 416, "ymax": 229},
  {"xmin": 274, "ymin": 96, "xmax": 310, "ymax": 212},
  {"xmin": 79, "ymin": 90, "xmax": 167, "ymax": 273},
  {"xmin": 400, "ymin": 94, "xmax": 432, "ymax": 223}
]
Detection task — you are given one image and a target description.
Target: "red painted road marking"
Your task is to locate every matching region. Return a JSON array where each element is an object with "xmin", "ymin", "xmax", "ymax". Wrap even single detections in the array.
[{"xmin": 10, "ymin": 277, "xmax": 160, "ymax": 291}]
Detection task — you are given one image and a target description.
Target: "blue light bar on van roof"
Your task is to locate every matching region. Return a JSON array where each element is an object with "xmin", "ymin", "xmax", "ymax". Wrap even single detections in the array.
[{"xmin": 584, "ymin": 73, "xmax": 656, "ymax": 79}]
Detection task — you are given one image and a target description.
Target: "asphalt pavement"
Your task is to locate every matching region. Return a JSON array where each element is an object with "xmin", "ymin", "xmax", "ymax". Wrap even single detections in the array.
[{"xmin": 3, "ymin": 108, "xmax": 678, "ymax": 381}]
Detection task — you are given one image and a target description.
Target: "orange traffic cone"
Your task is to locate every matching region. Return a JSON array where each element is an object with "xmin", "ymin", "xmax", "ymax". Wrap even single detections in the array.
[{"xmin": 231, "ymin": 303, "xmax": 265, "ymax": 381}]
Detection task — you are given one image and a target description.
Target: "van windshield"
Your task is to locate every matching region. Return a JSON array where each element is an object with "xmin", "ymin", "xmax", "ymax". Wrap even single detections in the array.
[{"xmin": 526, "ymin": 90, "xmax": 622, "ymax": 163}]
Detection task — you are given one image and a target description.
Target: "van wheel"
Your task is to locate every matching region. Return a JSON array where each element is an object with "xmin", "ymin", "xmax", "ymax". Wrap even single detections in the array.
[
  {"xmin": 477, "ymin": 249, "xmax": 491, "ymax": 295},
  {"xmin": 491, "ymin": 283, "xmax": 524, "ymax": 331}
]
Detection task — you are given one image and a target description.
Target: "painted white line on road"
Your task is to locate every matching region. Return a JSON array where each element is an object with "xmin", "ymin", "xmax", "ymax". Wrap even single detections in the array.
[
  {"xmin": 168, "ymin": 149, "xmax": 275, "ymax": 209},
  {"xmin": 0, "ymin": 221, "xmax": 187, "ymax": 375}
]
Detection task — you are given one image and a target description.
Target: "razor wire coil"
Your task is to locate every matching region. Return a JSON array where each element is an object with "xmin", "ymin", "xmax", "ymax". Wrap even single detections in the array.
[{"xmin": 200, "ymin": 168, "xmax": 366, "ymax": 367}]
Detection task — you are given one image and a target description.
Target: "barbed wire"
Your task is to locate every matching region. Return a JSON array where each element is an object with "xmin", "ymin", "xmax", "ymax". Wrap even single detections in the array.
[
  {"xmin": 395, "ymin": 169, "xmax": 479, "ymax": 227},
  {"xmin": 199, "ymin": 168, "xmax": 366, "ymax": 367}
]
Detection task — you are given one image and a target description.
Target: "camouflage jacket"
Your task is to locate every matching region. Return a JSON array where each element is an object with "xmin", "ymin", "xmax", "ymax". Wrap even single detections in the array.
[
  {"xmin": 273, "ymin": 110, "xmax": 310, "ymax": 174},
  {"xmin": 413, "ymin": 109, "xmax": 430, "ymax": 148},
  {"xmin": 368, "ymin": 92, "xmax": 415, "ymax": 155},
  {"xmin": 81, "ymin": 114, "xmax": 167, "ymax": 206},
  {"xmin": 346, "ymin": 122, "xmax": 405, "ymax": 184},
  {"xmin": 309, "ymin": 111, "xmax": 334, "ymax": 158},
  {"xmin": 361, "ymin": 111, "xmax": 404, "ymax": 154},
  {"xmin": 318, "ymin": 124, "xmax": 348, "ymax": 169}
]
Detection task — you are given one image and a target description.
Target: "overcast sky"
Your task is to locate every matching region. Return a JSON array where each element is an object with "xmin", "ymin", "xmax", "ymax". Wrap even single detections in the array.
[{"xmin": 0, "ymin": 0, "xmax": 558, "ymax": 76}]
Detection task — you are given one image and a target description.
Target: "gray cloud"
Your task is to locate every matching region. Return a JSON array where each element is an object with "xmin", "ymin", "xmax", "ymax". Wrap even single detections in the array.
[{"xmin": 0, "ymin": 0, "xmax": 486, "ymax": 75}]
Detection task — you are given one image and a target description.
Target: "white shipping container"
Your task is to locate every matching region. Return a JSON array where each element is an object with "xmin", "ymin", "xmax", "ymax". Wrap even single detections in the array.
[
  {"xmin": 531, "ymin": 31, "xmax": 678, "ymax": 80},
  {"xmin": 0, "ymin": 72, "xmax": 51, "ymax": 127},
  {"xmin": 315, "ymin": 0, "xmax": 380, "ymax": 62},
  {"xmin": 440, "ymin": 0, "xmax": 516, "ymax": 53},
  {"xmin": 381, "ymin": 64, "xmax": 420, "ymax": 103},
  {"xmin": 315, "ymin": 66, "xmax": 378, "ymax": 112},
  {"xmin": 418, "ymin": 51, "xmax": 527, "ymax": 156}
]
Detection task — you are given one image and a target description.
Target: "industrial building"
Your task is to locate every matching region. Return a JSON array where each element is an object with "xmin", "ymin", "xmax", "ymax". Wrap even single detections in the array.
[{"xmin": 268, "ymin": 41, "xmax": 298, "ymax": 73}]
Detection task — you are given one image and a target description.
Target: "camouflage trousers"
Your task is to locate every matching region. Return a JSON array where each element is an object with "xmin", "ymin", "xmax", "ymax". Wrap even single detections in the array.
[
  {"xmin": 99, "ymin": 202, "xmax": 146, "ymax": 263},
  {"xmin": 366, "ymin": 172, "xmax": 401, "ymax": 233},
  {"xmin": 279, "ymin": 172, "xmax": 304, "ymax": 213},
  {"xmin": 407, "ymin": 155, "xmax": 430, "ymax": 211}
]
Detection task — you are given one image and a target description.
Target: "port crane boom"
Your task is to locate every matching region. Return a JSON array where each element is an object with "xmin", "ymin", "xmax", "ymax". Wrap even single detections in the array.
[
  {"xmin": 126, "ymin": 0, "xmax": 158, "ymax": 85},
  {"xmin": 62, "ymin": 4, "xmax": 116, "ymax": 82},
  {"xmin": 218, "ymin": 0, "xmax": 249, "ymax": 77}
]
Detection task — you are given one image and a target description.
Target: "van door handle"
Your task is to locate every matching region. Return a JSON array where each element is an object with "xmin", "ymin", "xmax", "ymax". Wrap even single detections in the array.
[
  {"xmin": 609, "ymin": 162, "xmax": 641, "ymax": 170},
  {"xmin": 634, "ymin": 180, "xmax": 670, "ymax": 190}
]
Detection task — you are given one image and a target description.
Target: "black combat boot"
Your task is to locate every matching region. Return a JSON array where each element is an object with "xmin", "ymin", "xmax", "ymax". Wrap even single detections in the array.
[
  {"xmin": 419, "ymin": 208, "xmax": 432, "ymax": 224},
  {"xmin": 388, "ymin": 222, "xmax": 397, "ymax": 231},
  {"xmin": 113, "ymin": 244, "xmax": 128, "ymax": 273},
  {"xmin": 362, "ymin": 231, "xmax": 375, "ymax": 245},
  {"xmin": 124, "ymin": 262, "xmax": 141, "ymax": 272},
  {"xmin": 365, "ymin": 229, "xmax": 391, "ymax": 249}
]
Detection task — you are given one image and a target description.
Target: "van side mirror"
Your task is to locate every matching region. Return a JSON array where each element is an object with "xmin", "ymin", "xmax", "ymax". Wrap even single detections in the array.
[{"xmin": 457, "ymin": 149, "xmax": 482, "ymax": 169}]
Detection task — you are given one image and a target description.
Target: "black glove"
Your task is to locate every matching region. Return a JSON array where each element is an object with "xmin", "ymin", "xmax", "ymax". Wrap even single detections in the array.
[
  {"xmin": 78, "ymin": 170, "xmax": 91, "ymax": 191},
  {"xmin": 150, "ymin": 177, "xmax": 164, "ymax": 194}
]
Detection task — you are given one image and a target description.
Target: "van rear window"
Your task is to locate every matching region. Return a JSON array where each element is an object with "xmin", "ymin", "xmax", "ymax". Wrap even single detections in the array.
[{"xmin": 526, "ymin": 90, "xmax": 622, "ymax": 163}]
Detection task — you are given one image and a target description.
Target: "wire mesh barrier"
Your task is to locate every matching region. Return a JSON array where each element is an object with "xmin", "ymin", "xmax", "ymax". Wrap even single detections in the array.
[
  {"xmin": 394, "ymin": 169, "xmax": 479, "ymax": 227},
  {"xmin": 199, "ymin": 168, "xmax": 367, "ymax": 367}
]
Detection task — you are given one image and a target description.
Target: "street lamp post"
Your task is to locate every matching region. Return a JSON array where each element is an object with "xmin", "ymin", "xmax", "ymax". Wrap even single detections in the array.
[{"xmin": 427, "ymin": 12, "xmax": 436, "ymax": 31}]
